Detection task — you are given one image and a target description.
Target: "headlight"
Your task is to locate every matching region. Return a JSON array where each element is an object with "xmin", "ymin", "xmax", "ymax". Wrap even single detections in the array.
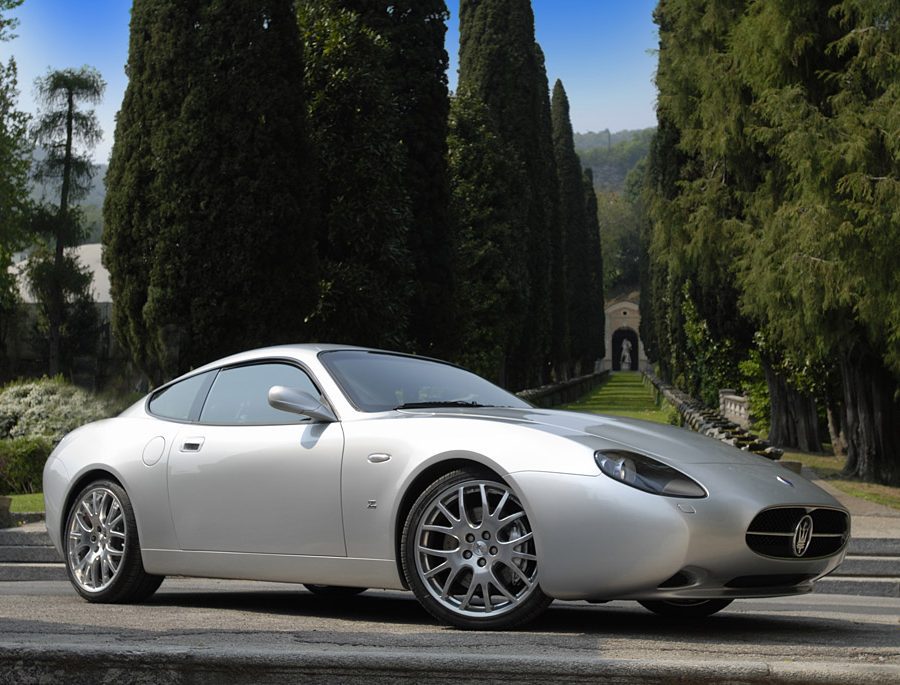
[{"xmin": 594, "ymin": 450, "xmax": 706, "ymax": 498}]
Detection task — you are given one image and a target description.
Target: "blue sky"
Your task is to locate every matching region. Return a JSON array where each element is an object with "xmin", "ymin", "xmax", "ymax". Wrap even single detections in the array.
[{"xmin": 0, "ymin": 1, "xmax": 659, "ymax": 163}]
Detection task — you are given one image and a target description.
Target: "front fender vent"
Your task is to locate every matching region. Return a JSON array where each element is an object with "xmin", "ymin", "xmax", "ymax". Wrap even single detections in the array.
[{"xmin": 746, "ymin": 507, "xmax": 849, "ymax": 559}]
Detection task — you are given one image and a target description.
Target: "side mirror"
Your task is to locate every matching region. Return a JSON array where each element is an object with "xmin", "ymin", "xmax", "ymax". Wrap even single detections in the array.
[{"xmin": 267, "ymin": 386, "xmax": 337, "ymax": 423}]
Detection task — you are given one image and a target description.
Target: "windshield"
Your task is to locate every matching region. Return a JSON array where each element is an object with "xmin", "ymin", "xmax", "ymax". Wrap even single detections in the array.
[{"xmin": 319, "ymin": 350, "xmax": 531, "ymax": 412}]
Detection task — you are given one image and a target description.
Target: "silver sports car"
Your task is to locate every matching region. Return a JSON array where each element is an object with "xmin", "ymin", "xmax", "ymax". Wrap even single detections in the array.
[{"xmin": 44, "ymin": 344, "xmax": 850, "ymax": 629}]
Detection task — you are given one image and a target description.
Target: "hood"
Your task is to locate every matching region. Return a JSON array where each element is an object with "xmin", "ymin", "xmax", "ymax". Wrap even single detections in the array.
[{"xmin": 401, "ymin": 406, "xmax": 773, "ymax": 467}]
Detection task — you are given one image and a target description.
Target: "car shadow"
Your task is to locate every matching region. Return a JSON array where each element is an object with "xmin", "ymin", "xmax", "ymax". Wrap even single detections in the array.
[{"xmin": 140, "ymin": 586, "xmax": 898, "ymax": 650}]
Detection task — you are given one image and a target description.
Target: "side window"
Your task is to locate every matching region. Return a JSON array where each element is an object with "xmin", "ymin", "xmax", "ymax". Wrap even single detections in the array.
[
  {"xmin": 199, "ymin": 362, "xmax": 320, "ymax": 426},
  {"xmin": 148, "ymin": 371, "xmax": 214, "ymax": 421}
]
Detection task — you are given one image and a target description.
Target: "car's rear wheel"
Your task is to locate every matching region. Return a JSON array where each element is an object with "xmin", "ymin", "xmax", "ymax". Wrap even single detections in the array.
[
  {"xmin": 64, "ymin": 479, "xmax": 163, "ymax": 603},
  {"xmin": 638, "ymin": 598, "xmax": 733, "ymax": 617},
  {"xmin": 304, "ymin": 584, "xmax": 367, "ymax": 597},
  {"xmin": 402, "ymin": 468, "xmax": 551, "ymax": 630}
]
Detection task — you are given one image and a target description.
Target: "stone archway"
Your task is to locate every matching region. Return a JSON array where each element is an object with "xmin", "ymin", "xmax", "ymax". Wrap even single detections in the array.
[{"xmin": 611, "ymin": 327, "xmax": 639, "ymax": 372}]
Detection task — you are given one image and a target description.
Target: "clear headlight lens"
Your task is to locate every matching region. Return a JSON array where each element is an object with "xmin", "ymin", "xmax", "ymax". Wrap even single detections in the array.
[{"xmin": 594, "ymin": 450, "xmax": 706, "ymax": 498}]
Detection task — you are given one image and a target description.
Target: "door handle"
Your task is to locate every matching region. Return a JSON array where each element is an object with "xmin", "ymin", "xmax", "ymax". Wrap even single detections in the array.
[{"xmin": 180, "ymin": 437, "xmax": 205, "ymax": 452}]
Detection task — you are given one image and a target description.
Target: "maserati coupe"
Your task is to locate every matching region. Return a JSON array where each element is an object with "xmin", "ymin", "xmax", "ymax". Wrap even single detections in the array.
[{"xmin": 43, "ymin": 344, "xmax": 850, "ymax": 629}]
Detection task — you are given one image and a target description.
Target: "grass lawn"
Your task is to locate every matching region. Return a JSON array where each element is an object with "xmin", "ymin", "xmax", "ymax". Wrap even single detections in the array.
[
  {"xmin": 560, "ymin": 372, "xmax": 676, "ymax": 425},
  {"xmin": 783, "ymin": 451, "xmax": 900, "ymax": 511},
  {"xmin": 9, "ymin": 492, "xmax": 44, "ymax": 513}
]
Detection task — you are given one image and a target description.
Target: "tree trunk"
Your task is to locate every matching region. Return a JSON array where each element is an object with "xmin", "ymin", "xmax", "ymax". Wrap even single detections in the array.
[
  {"xmin": 840, "ymin": 344, "xmax": 900, "ymax": 485},
  {"xmin": 762, "ymin": 357, "xmax": 822, "ymax": 452},
  {"xmin": 49, "ymin": 90, "xmax": 76, "ymax": 377}
]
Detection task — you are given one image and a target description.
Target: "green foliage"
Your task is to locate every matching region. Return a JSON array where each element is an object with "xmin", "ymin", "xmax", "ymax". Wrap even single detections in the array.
[
  {"xmin": 582, "ymin": 169, "xmax": 606, "ymax": 363},
  {"xmin": 458, "ymin": 0, "xmax": 558, "ymax": 388},
  {"xmin": 342, "ymin": 1, "xmax": 453, "ymax": 357},
  {"xmin": 681, "ymin": 282, "xmax": 739, "ymax": 407},
  {"xmin": 595, "ymin": 189, "xmax": 641, "ymax": 295},
  {"xmin": 447, "ymin": 91, "xmax": 527, "ymax": 384},
  {"xmin": 30, "ymin": 66, "xmax": 105, "ymax": 377},
  {"xmin": 297, "ymin": 1, "xmax": 411, "ymax": 349},
  {"xmin": 0, "ymin": 435, "xmax": 53, "ymax": 495},
  {"xmin": 643, "ymin": 0, "xmax": 900, "ymax": 483},
  {"xmin": 0, "ymin": 376, "xmax": 111, "ymax": 444},
  {"xmin": 23, "ymin": 241, "xmax": 99, "ymax": 374},
  {"xmin": 551, "ymin": 80, "xmax": 604, "ymax": 376},
  {"xmin": 0, "ymin": 3, "xmax": 31, "ymax": 370},
  {"xmin": 738, "ymin": 348, "xmax": 770, "ymax": 433},
  {"xmin": 105, "ymin": 0, "xmax": 319, "ymax": 383}
]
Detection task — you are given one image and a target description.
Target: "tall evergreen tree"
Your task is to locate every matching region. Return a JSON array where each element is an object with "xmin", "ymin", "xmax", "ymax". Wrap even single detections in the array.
[
  {"xmin": 582, "ymin": 168, "xmax": 605, "ymax": 366},
  {"xmin": 0, "ymin": 0, "xmax": 30, "ymax": 372},
  {"xmin": 458, "ymin": 0, "xmax": 559, "ymax": 389},
  {"xmin": 336, "ymin": 1, "xmax": 453, "ymax": 356},
  {"xmin": 297, "ymin": 1, "xmax": 411, "ymax": 349},
  {"xmin": 447, "ymin": 91, "xmax": 528, "ymax": 384},
  {"xmin": 104, "ymin": 0, "xmax": 319, "ymax": 383},
  {"xmin": 551, "ymin": 79, "xmax": 599, "ymax": 376},
  {"xmin": 31, "ymin": 66, "xmax": 104, "ymax": 376}
]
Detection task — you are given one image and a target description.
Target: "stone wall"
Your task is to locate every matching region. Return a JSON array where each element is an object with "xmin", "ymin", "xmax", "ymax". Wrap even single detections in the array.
[{"xmin": 645, "ymin": 372, "xmax": 783, "ymax": 460}]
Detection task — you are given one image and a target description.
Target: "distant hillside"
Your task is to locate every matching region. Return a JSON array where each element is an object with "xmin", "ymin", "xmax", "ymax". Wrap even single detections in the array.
[{"xmin": 575, "ymin": 127, "xmax": 654, "ymax": 192}]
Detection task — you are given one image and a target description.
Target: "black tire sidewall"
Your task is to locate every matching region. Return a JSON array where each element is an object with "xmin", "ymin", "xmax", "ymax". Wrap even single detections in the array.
[
  {"xmin": 401, "ymin": 467, "xmax": 551, "ymax": 630},
  {"xmin": 63, "ymin": 479, "xmax": 152, "ymax": 603}
]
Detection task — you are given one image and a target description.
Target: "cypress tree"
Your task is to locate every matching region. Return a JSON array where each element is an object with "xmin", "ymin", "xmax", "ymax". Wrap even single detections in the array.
[
  {"xmin": 0, "ymin": 0, "xmax": 30, "ymax": 374},
  {"xmin": 458, "ymin": 0, "xmax": 559, "ymax": 389},
  {"xmin": 582, "ymin": 168, "xmax": 605, "ymax": 366},
  {"xmin": 550, "ymin": 79, "xmax": 593, "ymax": 376},
  {"xmin": 448, "ymin": 91, "xmax": 528, "ymax": 384},
  {"xmin": 297, "ymin": 1, "xmax": 411, "ymax": 348},
  {"xmin": 336, "ymin": 1, "xmax": 453, "ymax": 356},
  {"xmin": 104, "ymin": 0, "xmax": 319, "ymax": 383}
]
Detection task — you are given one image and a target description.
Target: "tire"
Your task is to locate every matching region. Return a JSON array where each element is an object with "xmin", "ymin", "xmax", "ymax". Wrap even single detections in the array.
[
  {"xmin": 638, "ymin": 598, "xmax": 733, "ymax": 618},
  {"xmin": 304, "ymin": 585, "xmax": 367, "ymax": 597},
  {"xmin": 64, "ymin": 479, "xmax": 164, "ymax": 603},
  {"xmin": 401, "ymin": 468, "xmax": 552, "ymax": 630}
]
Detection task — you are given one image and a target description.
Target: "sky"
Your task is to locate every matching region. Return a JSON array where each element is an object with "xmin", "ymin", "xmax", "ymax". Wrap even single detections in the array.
[{"xmin": 0, "ymin": 0, "xmax": 659, "ymax": 164}]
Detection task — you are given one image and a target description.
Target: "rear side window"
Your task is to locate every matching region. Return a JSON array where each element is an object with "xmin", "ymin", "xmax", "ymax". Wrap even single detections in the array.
[
  {"xmin": 148, "ymin": 371, "xmax": 214, "ymax": 421},
  {"xmin": 199, "ymin": 362, "xmax": 320, "ymax": 425}
]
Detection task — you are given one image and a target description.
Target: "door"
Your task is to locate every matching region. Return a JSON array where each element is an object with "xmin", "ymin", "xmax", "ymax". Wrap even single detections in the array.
[{"xmin": 167, "ymin": 362, "xmax": 346, "ymax": 556}]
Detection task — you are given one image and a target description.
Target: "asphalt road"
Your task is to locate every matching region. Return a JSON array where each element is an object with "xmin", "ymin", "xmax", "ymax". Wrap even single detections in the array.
[{"xmin": 1, "ymin": 579, "xmax": 898, "ymax": 683}]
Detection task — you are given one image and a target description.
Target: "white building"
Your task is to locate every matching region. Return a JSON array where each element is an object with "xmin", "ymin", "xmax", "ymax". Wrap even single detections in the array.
[{"xmin": 599, "ymin": 293, "xmax": 649, "ymax": 372}]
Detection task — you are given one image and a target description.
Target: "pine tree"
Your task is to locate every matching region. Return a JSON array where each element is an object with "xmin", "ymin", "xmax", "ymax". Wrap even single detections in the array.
[
  {"xmin": 104, "ymin": 0, "xmax": 319, "ymax": 383},
  {"xmin": 458, "ymin": 0, "xmax": 559, "ymax": 388},
  {"xmin": 31, "ymin": 66, "xmax": 105, "ymax": 376},
  {"xmin": 297, "ymin": 1, "xmax": 411, "ymax": 348}
]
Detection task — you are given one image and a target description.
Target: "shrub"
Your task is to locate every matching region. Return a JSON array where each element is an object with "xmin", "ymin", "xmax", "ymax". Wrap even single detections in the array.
[
  {"xmin": 0, "ymin": 376, "xmax": 113, "ymax": 444},
  {"xmin": 0, "ymin": 436, "xmax": 54, "ymax": 494}
]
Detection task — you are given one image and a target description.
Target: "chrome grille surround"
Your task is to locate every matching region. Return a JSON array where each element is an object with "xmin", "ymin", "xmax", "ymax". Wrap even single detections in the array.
[{"xmin": 746, "ymin": 506, "xmax": 849, "ymax": 560}]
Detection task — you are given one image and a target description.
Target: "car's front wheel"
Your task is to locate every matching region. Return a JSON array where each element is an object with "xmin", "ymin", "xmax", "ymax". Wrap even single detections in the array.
[
  {"xmin": 401, "ymin": 468, "xmax": 551, "ymax": 630},
  {"xmin": 638, "ymin": 598, "xmax": 733, "ymax": 617},
  {"xmin": 64, "ymin": 479, "xmax": 163, "ymax": 603}
]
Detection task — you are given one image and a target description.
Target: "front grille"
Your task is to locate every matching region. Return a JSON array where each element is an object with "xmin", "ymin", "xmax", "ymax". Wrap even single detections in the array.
[
  {"xmin": 725, "ymin": 574, "xmax": 816, "ymax": 588},
  {"xmin": 746, "ymin": 507, "xmax": 849, "ymax": 559}
]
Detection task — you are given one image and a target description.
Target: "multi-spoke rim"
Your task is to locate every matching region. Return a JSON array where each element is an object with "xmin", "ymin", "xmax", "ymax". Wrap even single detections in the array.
[
  {"xmin": 415, "ymin": 479, "xmax": 539, "ymax": 618},
  {"xmin": 66, "ymin": 487, "xmax": 127, "ymax": 593}
]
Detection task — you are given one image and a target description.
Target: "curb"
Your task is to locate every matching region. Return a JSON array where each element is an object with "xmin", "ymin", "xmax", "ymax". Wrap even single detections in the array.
[{"xmin": 0, "ymin": 645, "xmax": 897, "ymax": 685}]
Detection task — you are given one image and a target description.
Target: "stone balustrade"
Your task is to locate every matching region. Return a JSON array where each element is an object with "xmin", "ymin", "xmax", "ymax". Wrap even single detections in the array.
[{"xmin": 718, "ymin": 389, "xmax": 750, "ymax": 428}]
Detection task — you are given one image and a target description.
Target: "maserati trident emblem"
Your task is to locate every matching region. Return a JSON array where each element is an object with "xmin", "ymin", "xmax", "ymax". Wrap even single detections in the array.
[{"xmin": 793, "ymin": 515, "xmax": 814, "ymax": 557}]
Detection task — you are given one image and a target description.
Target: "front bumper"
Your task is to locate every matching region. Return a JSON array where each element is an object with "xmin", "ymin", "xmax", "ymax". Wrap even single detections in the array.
[{"xmin": 507, "ymin": 467, "xmax": 849, "ymax": 601}]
